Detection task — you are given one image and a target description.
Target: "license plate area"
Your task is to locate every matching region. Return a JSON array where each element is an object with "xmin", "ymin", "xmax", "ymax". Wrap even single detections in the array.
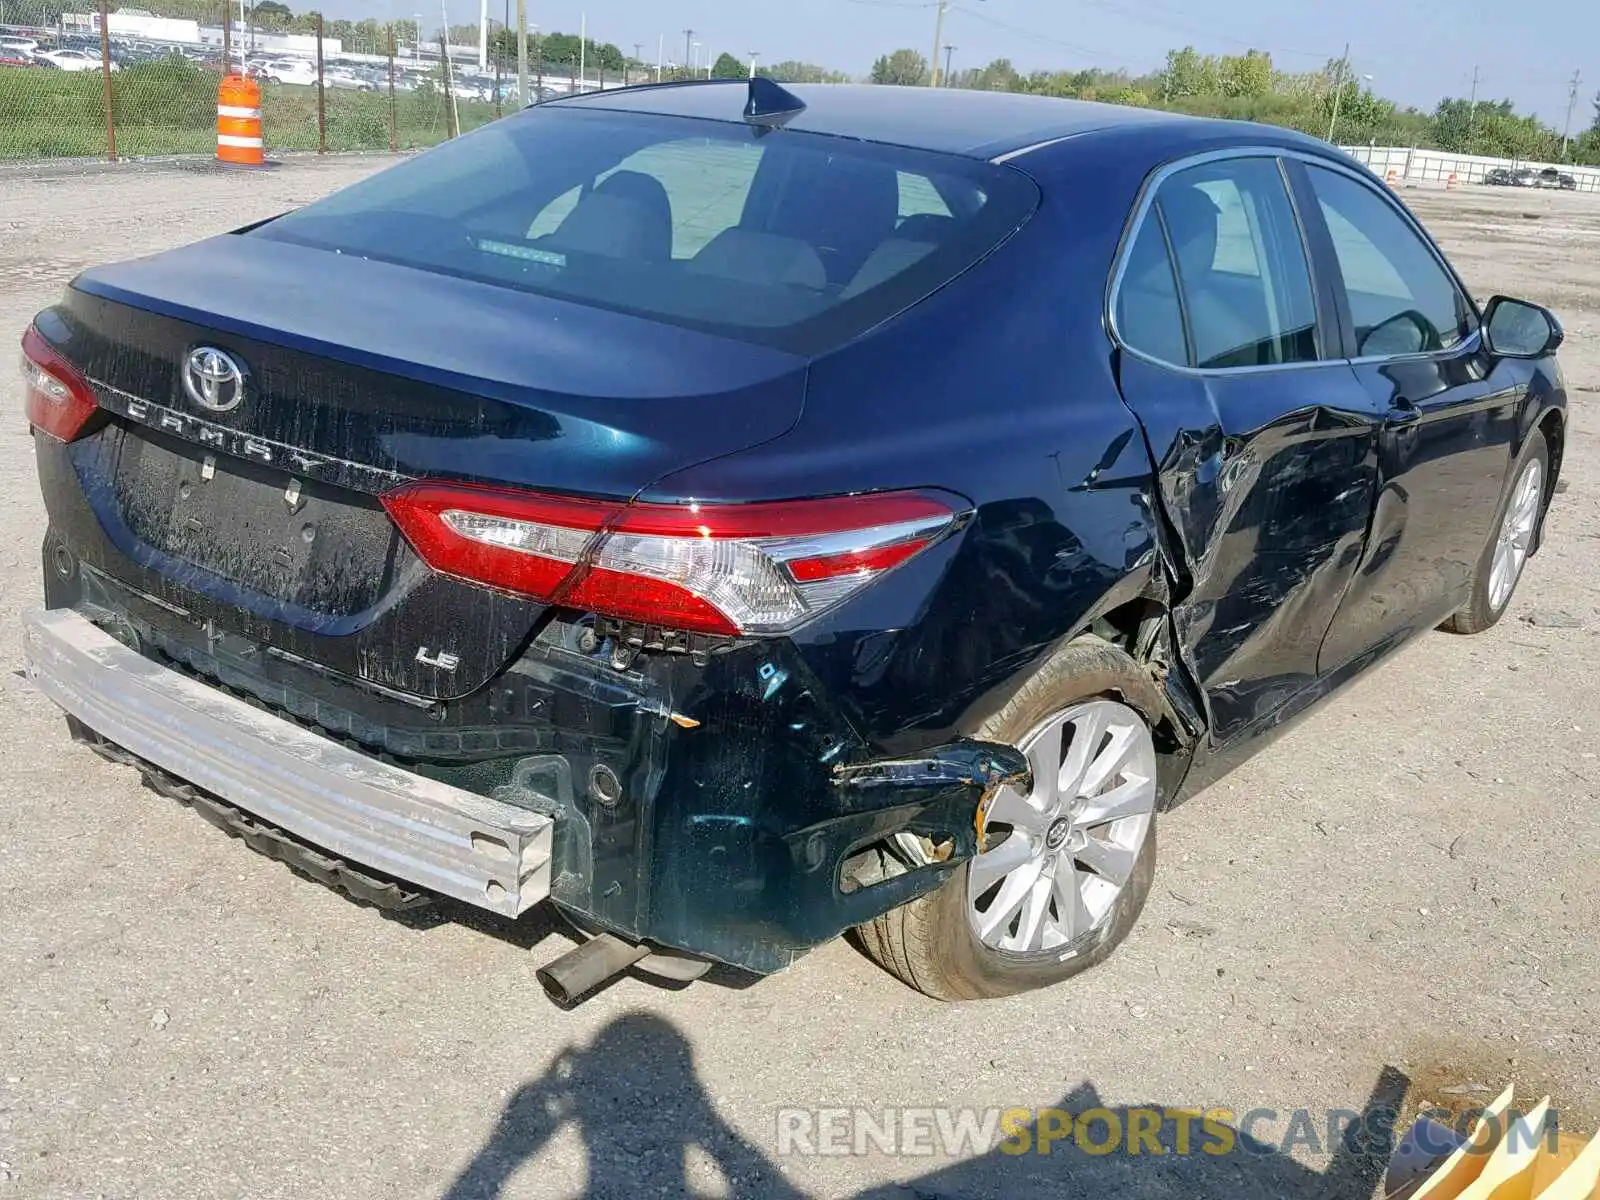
[{"xmin": 111, "ymin": 426, "xmax": 403, "ymax": 615}]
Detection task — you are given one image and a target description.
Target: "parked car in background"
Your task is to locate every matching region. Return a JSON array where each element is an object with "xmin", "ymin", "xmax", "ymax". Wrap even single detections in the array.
[
  {"xmin": 261, "ymin": 57, "xmax": 317, "ymax": 86},
  {"xmin": 324, "ymin": 66, "xmax": 377, "ymax": 91},
  {"xmin": 34, "ymin": 47, "xmax": 114, "ymax": 71},
  {"xmin": 21, "ymin": 81, "xmax": 1569, "ymax": 1005},
  {"xmin": 0, "ymin": 36, "xmax": 39, "ymax": 57},
  {"xmin": 1490, "ymin": 166, "xmax": 1581, "ymax": 190}
]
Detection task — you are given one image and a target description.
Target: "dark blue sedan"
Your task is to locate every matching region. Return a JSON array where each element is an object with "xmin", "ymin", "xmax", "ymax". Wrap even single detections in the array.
[{"xmin": 21, "ymin": 80, "xmax": 1567, "ymax": 1003}]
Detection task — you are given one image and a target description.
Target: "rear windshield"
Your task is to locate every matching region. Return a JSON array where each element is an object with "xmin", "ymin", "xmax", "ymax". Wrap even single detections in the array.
[{"xmin": 249, "ymin": 105, "xmax": 1038, "ymax": 353}]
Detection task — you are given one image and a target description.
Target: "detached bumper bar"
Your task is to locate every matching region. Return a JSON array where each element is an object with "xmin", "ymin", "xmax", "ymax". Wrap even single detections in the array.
[{"xmin": 21, "ymin": 608, "xmax": 554, "ymax": 919}]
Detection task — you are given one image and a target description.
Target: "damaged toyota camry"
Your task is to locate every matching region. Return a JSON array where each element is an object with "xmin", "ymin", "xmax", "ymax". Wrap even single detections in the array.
[{"xmin": 22, "ymin": 80, "xmax": 1567, "ymax": 1004}]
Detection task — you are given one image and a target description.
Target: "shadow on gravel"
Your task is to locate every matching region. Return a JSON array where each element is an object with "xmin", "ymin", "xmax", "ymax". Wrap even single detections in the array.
[{"xmin": 440, "ymin": 1012, "xmax": 1410, "ymax": 1200}]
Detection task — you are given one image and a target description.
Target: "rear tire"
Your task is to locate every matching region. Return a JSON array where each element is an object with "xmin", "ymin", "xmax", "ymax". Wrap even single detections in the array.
[
  {"xmin": 1444, "ymin": 431, "xmax": 1548, "ymax": 635},
  {"xmin": 857, "ymin": 638, "xmax": 1163, "ymax": 1001}
]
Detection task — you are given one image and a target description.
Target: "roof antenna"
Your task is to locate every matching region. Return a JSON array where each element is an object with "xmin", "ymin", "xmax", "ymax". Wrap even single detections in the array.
[{"xmin": 744, "ymin": 76, "xmax": 806, "ymax": 128}]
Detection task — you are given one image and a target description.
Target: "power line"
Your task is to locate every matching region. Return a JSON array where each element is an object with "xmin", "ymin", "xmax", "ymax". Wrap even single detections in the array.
[
  {"xmin": 1075, "ymin": 0, "xmax": 1328, "ymax": 59},
  {"xmin": 949, "ymin": 0, "xmax": 1329, "ymax": 63},
  {"xmin": 949, "ymin": 5, "xmax": 1111, "ymax": 60},
  {"xmin": 950, "ymin": 2, "xmax": 1327, "ymax": 66}
]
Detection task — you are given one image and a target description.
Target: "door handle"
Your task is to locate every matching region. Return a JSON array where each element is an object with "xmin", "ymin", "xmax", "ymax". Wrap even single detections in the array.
[{"xmin": 1385, "ymin": 398, "xmax": 1422, "ymax": 427}]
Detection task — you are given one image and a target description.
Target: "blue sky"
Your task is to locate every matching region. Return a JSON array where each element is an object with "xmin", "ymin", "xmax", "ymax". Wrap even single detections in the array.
[{"xmin": 346, "ymin": 0, "xmax": 1596, "ymax": 129}]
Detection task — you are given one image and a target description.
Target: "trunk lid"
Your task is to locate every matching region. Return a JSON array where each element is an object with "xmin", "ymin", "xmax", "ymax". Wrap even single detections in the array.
[{"xmin": 50, "ymin": 234, "xmax": 808, "ymax": 699}]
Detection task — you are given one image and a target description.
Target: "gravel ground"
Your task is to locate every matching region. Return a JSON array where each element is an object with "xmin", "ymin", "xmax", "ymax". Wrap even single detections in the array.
[{"xmin": 0, "ymin": 159, "xmax": 1596, "ymax": 1200}]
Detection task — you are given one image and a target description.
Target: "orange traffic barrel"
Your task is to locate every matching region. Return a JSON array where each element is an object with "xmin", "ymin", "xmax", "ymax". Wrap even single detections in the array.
[{"xmin": 216, "ymin": 74, "xmax": 264, "ymax": 167}]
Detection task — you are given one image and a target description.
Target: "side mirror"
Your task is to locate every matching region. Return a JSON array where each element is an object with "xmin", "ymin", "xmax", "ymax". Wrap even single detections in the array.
[{"xmin": 1483, "ymin": 296, "xmax": 1564, "ymax": 359}]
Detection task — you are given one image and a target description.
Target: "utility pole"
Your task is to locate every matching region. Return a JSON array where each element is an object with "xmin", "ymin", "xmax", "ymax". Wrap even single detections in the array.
[
  {"xmin": 477, "ymin": 0, "xmax": 485, "ymax": 70},
  {"xmin": 1325, "ymin": 42, "xmax": 1350, "ymax": 143},
  {"xmin": 515, "ymin": 0, "xmax": 526, "ymax": 104},
  {"xmin": 98, "ymin": 0, "xmax": 114, "ymax": 160},
  {"xmin": 633, "ymin": 42, "xmax": 642, "ymax": 85},
  {"xmin": 578, "ymin": 11, "xmax": 585, "ymax": 91},
  {"xmin": 928, "ymin": 0, "xmax": 947, "ymax": 86},
  {"xmin": 1466, "ymin": 64, "xmax": 1480, "ymax": 152},
  {"xmin": 440, "ymin": 27, "xmax": 458, "ymax": 138},
  {"xmin": 682, "ymin": 29, "xmax": 693, "ymax": 80},
  {"xmin": 748, "ymin": 50, "xmax": 759, "ymax": 78},
  {"xmin": 495, "ymin": 0, "xmax": 506, "ymax": 112},
  {"xmin": 942, "ymin": 43, "xmax": 954, "ymax": 87},
  {"xmin": 1561, "ymin": 69, "xmax": 1582, "ymax": 158},
  {"xmin": 656, "ymin": 32, "xmax": 663, "ymax": 81}
]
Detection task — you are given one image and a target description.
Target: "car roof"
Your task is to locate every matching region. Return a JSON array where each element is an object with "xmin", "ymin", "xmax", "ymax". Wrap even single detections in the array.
[{"xmin": 547, "ymin": 81, "xmax": 1300, "ymax": 161}]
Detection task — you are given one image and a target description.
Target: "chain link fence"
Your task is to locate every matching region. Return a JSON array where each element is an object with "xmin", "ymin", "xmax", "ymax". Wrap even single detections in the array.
[{"xmin": 0, "ymin": 5, "xmax": 511, "ymax": 161}]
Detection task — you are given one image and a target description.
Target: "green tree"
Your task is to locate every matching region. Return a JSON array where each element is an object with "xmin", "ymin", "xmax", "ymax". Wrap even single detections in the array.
[
  {"xmin": 710, "ymin": 51, "xmax": 745, "ymax": 79},
  {"xmin": 1219, "ymin": 50, "xmax": 1272, "ymax": 98},
  {"xmin": 1096, "ymin": 84, "xmax": 1152, "ymax": 107},
  {"xmin": 1433, "ymin": 97, "xmax": 1514, "ymax": 153},
  {"xmin": 1018, "ymin": 70, "xmax": 1083, "ymax": 98},
  {"xmin": 251, "ymin": 0, "xmax": 292, "ymax": 31},
  {"xmin": 1160, "ymin": 46, "xmax": 1219, "ymax": 98},
  {"xmin": 758, "ymin": 60, "xmax": 849, "ymax": 83},
  {"xmin": 1573, "ymin": 126, "xmax": 1600, "ymax": 166},
  {"xmin": 514, "ymin": 31, "xmax": 626, "ymax": 71},
  {"xmin": 957, "ymin": 57, "xmax": 1020, "ymax": 92},
  {"xmin": 870, "ymin": 48, "xmax": 928, "ymax": 87}
]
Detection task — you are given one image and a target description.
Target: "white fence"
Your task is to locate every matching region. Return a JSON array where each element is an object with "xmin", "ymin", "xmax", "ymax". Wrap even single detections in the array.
[{"xmin": 1339, "ymin": 145, "xmax": 1600, "ymax": 194}]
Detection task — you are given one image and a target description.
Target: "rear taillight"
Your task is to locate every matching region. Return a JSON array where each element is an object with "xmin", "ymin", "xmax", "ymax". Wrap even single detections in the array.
[
  {"xmin": 381, "ymin": 482, "xmax": 964, "ymax": 636},
  {"xmin": 20, "ymin": 326, "xmax": 98, "ymax": 443}
]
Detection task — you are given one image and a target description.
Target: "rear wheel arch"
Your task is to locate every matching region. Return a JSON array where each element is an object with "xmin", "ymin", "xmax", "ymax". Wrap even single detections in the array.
[
  {"xmin": 1519, "ymin": 403, "xmax": 1562, "ymax": 556},
  {"xmin": 1538, "ymin": 406, "xmax": 1565, "ymax": 498},
  {"xmin": 951, "ymin": 562, "xmax": 1194, "ymax": 753}
]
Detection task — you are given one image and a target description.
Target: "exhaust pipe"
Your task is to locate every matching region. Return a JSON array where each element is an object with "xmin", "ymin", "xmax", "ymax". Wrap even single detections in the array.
[{"xmin": 537, "ymin": 932, "xmax": 651, "ymax": 1007}]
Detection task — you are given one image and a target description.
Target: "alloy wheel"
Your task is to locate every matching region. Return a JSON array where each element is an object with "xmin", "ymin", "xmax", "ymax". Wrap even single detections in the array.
[
  {"xmin": 1489, "ymin": 457, "xmax": 1543, "ymax": 612},
  {"xmin": 967, "ymin": 699, "xmax": 1157, "ymax": 954}
]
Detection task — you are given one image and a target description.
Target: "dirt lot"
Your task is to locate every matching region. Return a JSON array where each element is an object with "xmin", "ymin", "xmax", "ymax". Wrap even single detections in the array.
[{"xmin": 0, "ymin": 159, "xmax": 1596, "ymax": 1200}]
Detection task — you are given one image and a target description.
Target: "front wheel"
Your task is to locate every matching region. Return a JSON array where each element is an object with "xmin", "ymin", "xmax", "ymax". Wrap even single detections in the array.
[
  {"xmin": 857, "ymin": 639, "xmax": 1162, "ymax": 1000},
  {"xmin": 1444, "ymin": 431, "xmax": 1548, "ymax": 634}
]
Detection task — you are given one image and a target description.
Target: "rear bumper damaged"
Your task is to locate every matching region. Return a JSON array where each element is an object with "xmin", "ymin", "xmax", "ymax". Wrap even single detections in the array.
[
  {"xmin": 23, "ymin": 608, "xmax": 557, "ymax": 918},
  {"xmin": 26, "ymin": 579, "xmax": 1029, "ymax": 976}
]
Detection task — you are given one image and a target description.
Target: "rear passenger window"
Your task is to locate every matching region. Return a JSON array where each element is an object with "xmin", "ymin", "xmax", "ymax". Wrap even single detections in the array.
[
  {"xmin": 1305, "ymin": 165, "xmax": 1474, "ymax": 357},
  {"xmin": 1118, "ymin": 157, "xmax": 1320, "ymax": 369},
  {"xmin": 1116, "ymin": 218, "xmax": 1188, "ymax": 366}
]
